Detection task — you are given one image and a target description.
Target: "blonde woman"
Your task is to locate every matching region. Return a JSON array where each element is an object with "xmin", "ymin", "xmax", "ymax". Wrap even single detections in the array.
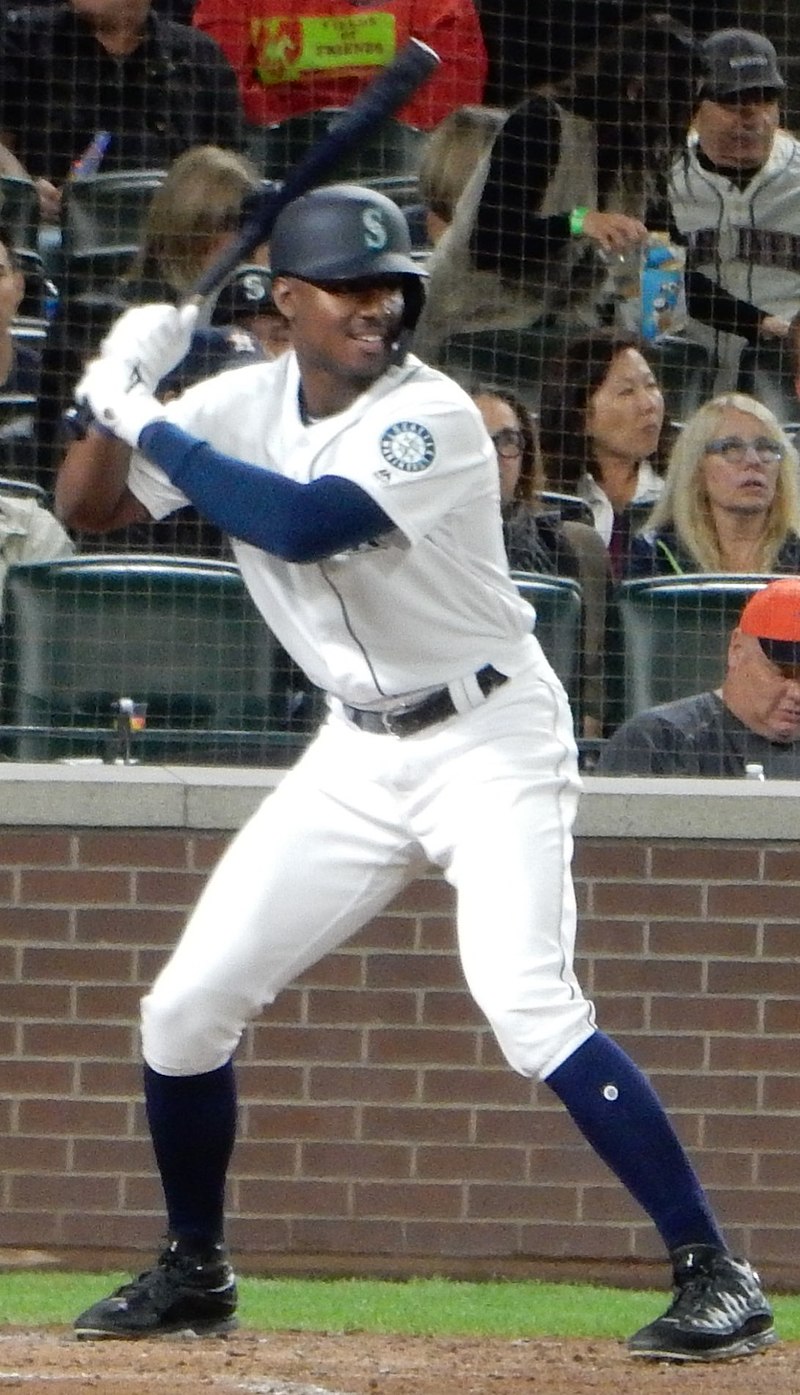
[
  {"xmin": 627, "ymin": 393, "xmax": 800, "ymax": 577},
  {"xmin": 126, "ymin": 144, "xmax": 267, "ymax": 300},
  {"xmin": 416, "ymin": 104, "xmax": 506, "ymax": 248}
]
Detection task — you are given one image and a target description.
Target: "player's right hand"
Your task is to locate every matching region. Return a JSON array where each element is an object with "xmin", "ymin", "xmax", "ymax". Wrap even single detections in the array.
[{"xmin": 99, "ymin": 303, "xmax": 200, "ymax": 393}]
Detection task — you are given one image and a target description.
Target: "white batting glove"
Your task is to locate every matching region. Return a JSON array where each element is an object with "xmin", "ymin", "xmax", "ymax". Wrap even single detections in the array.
[
  {"xmin": 98, "ymin": 302, "xmax": 200, "ymax": 390},
  {"xmin": 75, "ymin": 357, "xmax": 167, "ymax": 448}
]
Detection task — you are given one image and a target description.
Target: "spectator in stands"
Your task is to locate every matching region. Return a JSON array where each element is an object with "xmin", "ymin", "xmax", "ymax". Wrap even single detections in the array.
[
  {"xmin": 538, "ymin": 332, "xmax": 668, "ymax": 577},
  {"xmin": 0, "ymin": 229, "xmax": 38, "ymax": 395},
  {"xmin": 597, "ymin": 577, "xmax": 800, "ymax": 777},
  {"xmin": 210, "ymin": 265, "xmax": 291, "ymax": 361},
  {"xmin": 0, "ymin": 490, "xmax": 76, "ymax": 612},
  {"xmin": 627, "ymin": 393, "xmax": 800, "ymax": 577},
  {"xmin": 415, "ymin": 104, "xmax": 506, "ymax": 249},
  {"xmin": 113, "ymin": 145, "xmax": 270, "ymax": 553},
  {"xmin": 123, "ymin": 144, "xmax": 268, "ymax": 395},
  {"xmin": 471, "ymin": 379, "xmax": 583, "ymax": 577},
  {"xmin": 477, "ymin": 2, "xmax": 741, "ymax": 111},
  {"xmin": 470, "ymin": 380, "xmax": 611, "ymax": 738},
  {"xmin": 191, "ymin": 0, "xmax": 487, "ymax": 132},
  {"xmin": 0, "ymin": 0, "xmax": 244, "ymax": 222},
  {"xmin": 39, "ymin": 144, "xmax": 267, "ymax": 485},
  {"xmin": 415, "ymin": 13, "xmax": 701, "ymax": 359},
  {"xmin": 668, "ymin": 28, "xmax": 800, "ymax": 391}
]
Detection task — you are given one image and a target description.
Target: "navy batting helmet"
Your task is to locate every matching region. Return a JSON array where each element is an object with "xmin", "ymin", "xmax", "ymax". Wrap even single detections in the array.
[{"xmin": 269, "ymin": 183, "xmax": 426, "ymax": 331}]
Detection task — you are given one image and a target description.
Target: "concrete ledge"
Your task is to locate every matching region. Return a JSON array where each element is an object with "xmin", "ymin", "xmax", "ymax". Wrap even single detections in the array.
[{"xmin": 1, "ymin": 762, "xmax": 798, "ymax": 838}]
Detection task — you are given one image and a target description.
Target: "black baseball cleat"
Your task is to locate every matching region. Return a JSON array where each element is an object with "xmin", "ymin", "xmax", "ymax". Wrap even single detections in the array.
[
  {"xmin": 73, "ymin": 1238, "xmax": 238, "ymax": 1339},
  {"xmin": 627, "ymin": 1244, "xmax": 777, "ymax": 1362}
]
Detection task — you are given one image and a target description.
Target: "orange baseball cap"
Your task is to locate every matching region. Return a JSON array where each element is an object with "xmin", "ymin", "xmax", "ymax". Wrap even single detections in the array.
[{"xmin": 739, "ymin": 578, "xmax": 800, "ymax": 664}]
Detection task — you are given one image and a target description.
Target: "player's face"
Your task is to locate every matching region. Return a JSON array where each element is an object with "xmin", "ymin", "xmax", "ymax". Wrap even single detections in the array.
[
  {"xmin": 585, "ymin": 348, "xmax": 664, "ymax": 470},
  {"xmin": 700, "ymin": 409, "xmax": 781, "ymax": 519},
  {"xmin": 725, "ymin": 630, "xmax": 800, "ymax": 742},
  {"xmin": 694, "ymin": 92, "xmax": 779, "ymax": 170},
  {"xmin": 473, "ymin": 392, "xmax": 524, "ymax": 505},
  {"xmin": 272, "ymin": 274, "xmax": 405, "ymax": 404}
]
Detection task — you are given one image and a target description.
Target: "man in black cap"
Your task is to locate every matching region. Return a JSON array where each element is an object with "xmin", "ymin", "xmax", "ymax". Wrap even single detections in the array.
[{"xmin": 668, "ymin": 28, "xmax": 799, "ymax": 389}]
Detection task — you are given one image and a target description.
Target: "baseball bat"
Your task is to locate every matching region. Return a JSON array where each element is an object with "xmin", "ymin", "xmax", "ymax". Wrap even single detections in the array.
[{"xmin": 188, "ymin": 38, "xmax": 441, "ymax": 304}]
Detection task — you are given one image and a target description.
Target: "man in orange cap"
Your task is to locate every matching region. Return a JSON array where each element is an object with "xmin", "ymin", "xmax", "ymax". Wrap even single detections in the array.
[{"xmin": 598, "ymin": 577, "xmax": 800, "ymax": 776}]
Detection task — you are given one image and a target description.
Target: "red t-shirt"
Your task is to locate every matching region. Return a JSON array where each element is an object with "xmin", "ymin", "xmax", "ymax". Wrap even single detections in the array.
[{"xmin": 192, "ymin": 0, "xmax": 487, "ymax": 129}]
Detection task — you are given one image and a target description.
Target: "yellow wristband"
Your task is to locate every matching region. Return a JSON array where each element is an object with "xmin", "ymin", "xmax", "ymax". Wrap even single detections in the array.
[{"xmin": 569, "ymin": 207, "xmax": 589, "ymax": 237}]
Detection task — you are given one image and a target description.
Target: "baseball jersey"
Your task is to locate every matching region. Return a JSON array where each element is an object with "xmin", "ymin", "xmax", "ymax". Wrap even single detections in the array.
[{"xmin": 127, "ymin": 350, "xmax": 541, "ymax": 707}]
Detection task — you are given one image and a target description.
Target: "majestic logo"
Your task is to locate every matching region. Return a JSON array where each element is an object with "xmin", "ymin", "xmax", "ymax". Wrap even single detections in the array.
[{"xmin": 379, "ymin": 422, "xmax": 436, "ymax": 473}]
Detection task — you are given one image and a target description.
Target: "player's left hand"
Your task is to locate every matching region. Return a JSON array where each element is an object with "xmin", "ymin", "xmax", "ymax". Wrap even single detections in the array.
[
  {"xmin": 98, "ymin": 302, "xmax": 200, "ymax": 391},
  {"xmin": 75, "ymin": 357, "xmax": 167, "ymax": 449}
]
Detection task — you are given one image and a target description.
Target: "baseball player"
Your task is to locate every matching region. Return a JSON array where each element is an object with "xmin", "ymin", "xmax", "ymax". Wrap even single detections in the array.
[{"xmin": 57, "ymin": 184, "xmax": 774, "ymax": 1362}]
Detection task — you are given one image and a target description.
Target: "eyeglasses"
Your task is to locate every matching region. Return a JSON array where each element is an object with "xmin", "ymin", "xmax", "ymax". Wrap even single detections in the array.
[
  {"xmin": 491, "ymin": 428, "xmax": 524, "ymax": 459},
  {"xmin": 703, "ymin": 435, "xmax": 783, "ymax": 465}
]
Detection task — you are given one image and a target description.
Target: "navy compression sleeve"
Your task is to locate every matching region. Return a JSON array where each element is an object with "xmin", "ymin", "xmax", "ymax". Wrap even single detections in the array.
[{"xmin": 138, "ymin": 420, "xmax": 395, "ymax": 562}]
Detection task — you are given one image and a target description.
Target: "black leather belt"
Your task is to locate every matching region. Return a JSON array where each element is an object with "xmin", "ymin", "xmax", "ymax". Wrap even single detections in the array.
[{"xmin": 341, "ymin": 665, "xmax": 508, "ymax": 737}]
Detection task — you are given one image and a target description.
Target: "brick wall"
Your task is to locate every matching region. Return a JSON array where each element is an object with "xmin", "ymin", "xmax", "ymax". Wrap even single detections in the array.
[{"xmin": 2, "ymin": 775, "xmax": 800, "ymax": 1287}]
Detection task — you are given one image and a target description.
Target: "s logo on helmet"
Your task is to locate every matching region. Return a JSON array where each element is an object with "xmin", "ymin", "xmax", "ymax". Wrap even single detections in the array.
[
  {"xmin": 380, "ymin": 422, "xmax": 436, "ymax": 473},
  {"xmin": 362, "ymin": 208, "xmax": 388, "ymax": 251}
]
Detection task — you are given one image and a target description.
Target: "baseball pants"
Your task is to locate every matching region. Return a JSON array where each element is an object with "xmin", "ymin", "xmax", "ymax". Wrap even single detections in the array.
[{"xmin": 141, "ymin": 658, "xmax": 597, "ymax": 1081}]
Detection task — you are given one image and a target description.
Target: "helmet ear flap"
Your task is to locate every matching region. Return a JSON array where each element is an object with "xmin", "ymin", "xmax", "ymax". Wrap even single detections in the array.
[{"xmin": 401, "ymin": 276, "xmax": 426, "ymax": 333}]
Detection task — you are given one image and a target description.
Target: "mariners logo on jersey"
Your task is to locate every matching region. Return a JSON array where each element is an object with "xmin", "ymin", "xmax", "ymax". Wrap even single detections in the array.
[{"xmin": 379, "ymin": 422, "xmax": 436, "ymax": 474}]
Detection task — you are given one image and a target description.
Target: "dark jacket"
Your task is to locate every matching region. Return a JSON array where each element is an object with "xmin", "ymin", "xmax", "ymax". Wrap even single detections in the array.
[
  {"xmin": 0, "ymin": 5, "xmax": 244, "ymax": 180},
  {"xmin": 626, "ymin": 526, "xmax": 800, "ymax": 578},
  {"xmin": 502, "ymin": 503, "xmax": 581, "ymax": 580}
]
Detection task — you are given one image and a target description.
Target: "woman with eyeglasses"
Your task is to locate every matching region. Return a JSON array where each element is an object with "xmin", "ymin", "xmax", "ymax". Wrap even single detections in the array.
[
  {"xmin": 470, "ymin": 381, "xmax": 611, "ymax": 737},
  {"xmin": 627, "ymin": 394, "xmax": 800, "ymax": 577},
  {"xmin": 470, "ymin": 381, "xmax": 579, "ymax": 576}
]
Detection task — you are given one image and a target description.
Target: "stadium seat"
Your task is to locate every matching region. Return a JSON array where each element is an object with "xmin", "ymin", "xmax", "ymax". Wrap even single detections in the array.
[
  {"xmin": 436, "ymin": 329, "xmax": 715, "ymax": 424},
  {"xmin": 436, "ymin": 325, "xmax": 570, "ymax": 413},
  {"xmin": 512, "ymin": 571, "xmax": 583, "ymax": 714},
  {"xmin": 0, "ymin": 555, "xmax": 325, "ymax": 763},
  {"xmin": 244, "ymin": 110, "xmax": 425, "ymax": 190},
  {"xmin": 59, "ymin": 169, "xmax": 165, "ymax": 298},
  {"xmin": 538, "ymin": 491, "xmax": 595, "ymax": 526},
  {"xmin": 644, "ymin": 335, "xmax": 716, "ymax": 427},
  {"xmin": 0, "ymin": 390, "xmax": 38, "ymax": 479},
  {"xmin": 736, "ymin": 341, "xmax": 800, "ymax": 431},
  {"xmin": 0, "ymin": 474, "xmax": 48, "ymax": 503},
  {"xmin": 0, "ymin": 175, "xmax": 40, "ymax": 259},
  {"xmin": 616, "ymin": 573, "xmax": 774, "ymax": 720}
]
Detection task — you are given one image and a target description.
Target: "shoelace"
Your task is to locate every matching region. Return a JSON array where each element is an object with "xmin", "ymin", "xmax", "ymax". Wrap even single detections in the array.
[{"xmin": 667, "ymin": 1269, "xmax": 718, "ymax": 1318}]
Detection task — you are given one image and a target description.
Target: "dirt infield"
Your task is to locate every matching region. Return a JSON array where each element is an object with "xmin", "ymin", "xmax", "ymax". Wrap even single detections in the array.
[{"xmin": 0, "ymin": 1328, "xmax": 798, "ymax": 1395}]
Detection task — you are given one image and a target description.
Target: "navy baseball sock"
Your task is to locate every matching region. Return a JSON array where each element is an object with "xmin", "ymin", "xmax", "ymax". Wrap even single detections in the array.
[
  {"xmin": 545, "ymin": 1031, "xmax": 725, "ymax": 1255},
  {"xmin": 144, "ymin": 1060, "xmax": 237, "ymax": 1251}
]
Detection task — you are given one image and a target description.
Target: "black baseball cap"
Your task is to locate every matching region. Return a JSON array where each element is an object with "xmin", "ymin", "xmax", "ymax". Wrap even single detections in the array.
[
  {"xmin": 699, "ymin": 28, "xmax": 785, "ymax": 101},
  {"xmin": 211, "ymin": 266, "xmax": 277, "ymax": 327}
]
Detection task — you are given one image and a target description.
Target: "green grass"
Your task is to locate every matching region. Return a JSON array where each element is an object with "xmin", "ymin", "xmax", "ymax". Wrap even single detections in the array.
[{"xmin": 2, "ymin": 1274, "xmax": 800, "ymax": 1341}]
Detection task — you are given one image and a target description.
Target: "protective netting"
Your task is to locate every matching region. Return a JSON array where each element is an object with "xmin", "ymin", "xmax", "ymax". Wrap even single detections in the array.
[{"xmin": 0, "ymin": 1, "xmax": 795, "ymax": 768}]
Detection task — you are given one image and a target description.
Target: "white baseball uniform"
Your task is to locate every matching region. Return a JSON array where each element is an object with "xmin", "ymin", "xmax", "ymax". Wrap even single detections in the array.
[{"xmin": 130, "ymin": 349, "xmax": 597, "ymax": 1082}]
